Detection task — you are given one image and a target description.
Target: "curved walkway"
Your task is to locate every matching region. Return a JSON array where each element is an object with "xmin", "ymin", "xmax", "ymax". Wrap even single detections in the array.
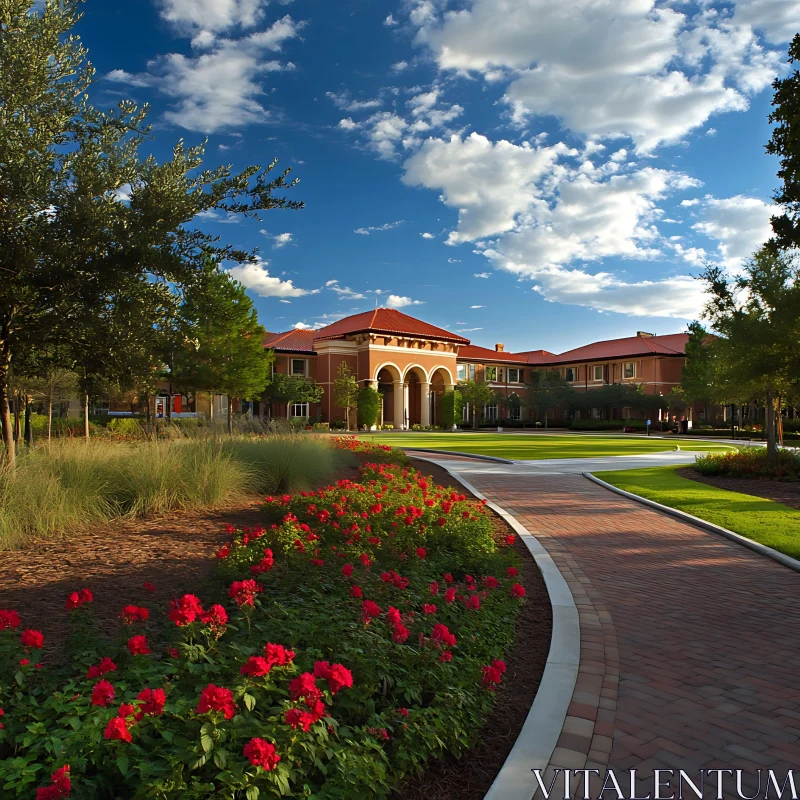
[{"xmin": 426, "ymin": 455, "xmax": 800, "ymax": 799}]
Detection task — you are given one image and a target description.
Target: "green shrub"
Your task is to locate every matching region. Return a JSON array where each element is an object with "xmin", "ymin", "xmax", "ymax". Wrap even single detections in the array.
[
  {"xmin": 357, "ymin": 386, "xmax": 381, "ymax": 429},
  {"xmin": 569, "ymin": 419, "xmax": 646, "ymax": 431},
  {"xmin": 0, "ymin": 462, "xmax": 524, "ymax": 798},
  {"xmin": 441, "ymin": 390, "xmax": 462, "ymax": 430},
  {"xmin": 107, "ymin": 417, "xmax": 145, "ymax": 437},
  {"xmin": 312, "ymin": 422, "xmax": 330, "ymax": 432},
  {"xmin": 694, "ymin": 447, "xmax": 800, "ymax": 480}
]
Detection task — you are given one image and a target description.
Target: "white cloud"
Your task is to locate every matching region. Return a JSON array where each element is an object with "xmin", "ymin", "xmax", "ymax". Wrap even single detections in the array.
[
  {"xmin": 362, "ymin": 112, "xmax": 409, "ymax": 159},
  {"xmin": 338, "ymin": 117, "xmax": 358, "ymax": 130},
  {"xmin": 279, "ymin": 299, "xmax": 292, "ymax": 304},
  {"xmin": 228, "ymin": 259, "xmax": 317, "ymax": 298},
  {"xmin": 448, "ymin": 258, "xmax": 461, "ymax": 263},
  {"xmin": 706, "ymin": 127, "xmax": 718, "ymax": 136},
  {"xmin": 474, "ymin": 272, "xmax": 490, "ymax": 278},
  {"xmin": 326, "ymin": 91, "xmax": 383, "ymax": 112},
  {"xmin": 354, "ymin": 220, "xmax": 404, "ymax": 235},
  {"xmin": 384, "ymin": 13, "xmax": 399, "ymax": 26},
  {"xmin": 421, "ymin": 232, "xmax": 435, "ymax": 239},
  {"xmin": 386, "ymin": 295, "xmax": 424, "ymax": 308},
  {"xmin": 690, "ymin": 194, "xmax": 775, "ymax": 267},
  {"xmin": 392, "ymin": 60, "xmax": 410, "ymax": 73},
  {"xmin": 470, "ymin": 305, "xmax": 484, "ymax": 308},
  {"xmin": 109, "ymin": 17, "xmax": 301, "ymax": 133},
  {"xmin": 196, "ymin": 209, "xmax": 240, "ymax": 223},
  {"xmin": 403, "ymin": 133, "xmax": 574, "ymax": 242},
  {"xmin": 455, "ymin": 327, "xmax": 483, "ymax": 332},
  {"xmin": 261, "ymin": 230, "xmax": 294, "ymax": 248},
  {"xmin": 326, "ymin": 280, "xmax": 367, "ymax": 300},
  {"xmin": 411, "ymin": 0, "xmax": 788, "ymax": 152},
  {"xmin": 292, "ymin": 321, "xmax": 325, "ymax": 330},
  {"xmin": 156, "ymin": 0, "xmax": 279, "ymax": 32}
]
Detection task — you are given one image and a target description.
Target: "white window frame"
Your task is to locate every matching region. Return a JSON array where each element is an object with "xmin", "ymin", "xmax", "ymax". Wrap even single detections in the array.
[
  {"xmin": 484, "ymin": 404, "xmax": 498, "ymax": 422},
  {"xmin": 565, "ymin": 367, "xmax": 577, "ymax": 383},
  {"xmin": 485, "ymin": 366, "xmax": 497, "ymax": 382},
  {"xmin": 593, "ymin": 364, "xmax": 604, "ymax": 382},
  {"xmin": 508, "ymin": 368, "xmax": 520, "ymax": 383},
  {"xmin": 291, "ymin": 403, "xmax": 310, "ymax": 418},
  {"xmin": 291, "ymin": 358, "xmax": 307, "ymax": 377},
  {"xmin": 623, "ymin": 361, "xmax": 636, "ymax": 379},
  {"xmin": 457, "ymin": 364, "xmax": 467, "ymax": 381}
]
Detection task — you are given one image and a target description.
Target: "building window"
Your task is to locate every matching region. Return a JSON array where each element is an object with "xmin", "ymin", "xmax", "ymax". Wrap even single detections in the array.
[
  {"xmin": 291, "ymin": 403, "xmax": 309, "ymax": 418},
  {"xmin": 457, "ymin": 364, "xmax": 466, "ymax": 381},
  {"xmin": 508, "ymin": 368, "xmax": 522, "ymax": 383},
  {"xmin": 507, "ymin": 394, "xmax": 521, "ymax": 420},
  {"xmin": 593, "ymin": 365, "xmax": 604, "ymax": 381},
  {"xmin": 623, "ymin": 362, "xmax": 636, "ymax": 379},
  {"xmin": 484, "ymin": 404, "xmax": 498, "ymax": 422},
  {"xmin": 485, "ymin": 366, "xmax": 497, "ymax": 381},
  {"xmin": 462, "ymin": 403, "xmax": 470, "ymax": 422},
  {"xmin": 291, "ymin": 359, "xmax": 307, "ymax": 376},
  {"xmin": 591, "ymin": 407, "xmax": 602, "ymax": 419},
  {"xmin": 565, "ymin": 367, "xmax": 576, "ymax": 382},
  {"xmin": 622, "ymin": 406, "xmax": 632, "ymax": 419}
]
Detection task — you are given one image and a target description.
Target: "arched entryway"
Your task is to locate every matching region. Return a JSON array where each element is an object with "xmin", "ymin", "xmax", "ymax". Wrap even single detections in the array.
[
  {"xmin": 404, "ymin": 366, "xmax": 427, "ymax": 427},
  {"xmin": 429, "ymin": 366, "xmax": 454, "ymax": 428},
  {"xmin": 376, "ymin": 364, "xmax": 402, "ymax": 427}
]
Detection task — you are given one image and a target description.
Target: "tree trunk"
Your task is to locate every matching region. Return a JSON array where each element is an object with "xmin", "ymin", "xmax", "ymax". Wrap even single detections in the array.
[
  {"xmin": 166, "ymin": 386, "xmax": 172, "ymax": 422},
  {"xmin": 227, "ymin": 395, "xmax": 233, "ymax": 435},
  {"xmin": 47, "ymin": 390, "xmax": 53, "ymax": 442},
  {"xmin": 0, "ymin": 351, "xmax": 15, "ymax": 466},
  {"xmin": 777, "ymin": 397, "xmax": 784, "ymax": 447},
  {"xmin": 14, "ymin": 392, "xmax": 21, "ymax": 443},
  {"xmin": 24, "ymin": 395, "xmax": 32, "ymax": 448},
  {"xmin": 766, "ymin": 391, "xmax": 777, "ymax": 465},
  {"xmin": 209, "ymin": 395, "xmax": 214, "ymax": 423},
  {"xmin": 83, "ymin": 393, "xmax": 90, "ymax": 441}
]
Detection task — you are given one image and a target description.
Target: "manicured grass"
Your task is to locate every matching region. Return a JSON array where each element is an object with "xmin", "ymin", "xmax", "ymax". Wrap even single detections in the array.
[
  {"xmin": 355, "ymin": 432, "xmax": 735, "ymax": 461},
  {"xmin": 595, "ymin": 465, "xmax": 800, "ymax": 560}
]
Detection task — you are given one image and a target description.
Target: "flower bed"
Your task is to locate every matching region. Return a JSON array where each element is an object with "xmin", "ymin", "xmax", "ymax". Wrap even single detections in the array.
[
  {"xmin": 0, "ymin": 461, "xmax": 525, "ymax": 798},
  {"xmin": 694, "ymin": 448, "xmax": 800, "ymax": 481}
]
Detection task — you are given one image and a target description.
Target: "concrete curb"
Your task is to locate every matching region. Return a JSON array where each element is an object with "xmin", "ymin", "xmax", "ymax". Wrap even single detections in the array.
[
  {"xmin": 417, "ymin": 457, "xmax": 580, "ymax": 800},
  {"xmin": 400, "ymin": 446, "xmax": 514, "ymax": 464},
  {"xmin": 584, "ymin": 472, "xmax": 800, "ymax": 575}
]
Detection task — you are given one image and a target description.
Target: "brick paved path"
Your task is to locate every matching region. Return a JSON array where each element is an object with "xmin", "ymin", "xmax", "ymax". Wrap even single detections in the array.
[{"xmin": 459, "ymin": 472, "xmax": 800, "ymax": 798}]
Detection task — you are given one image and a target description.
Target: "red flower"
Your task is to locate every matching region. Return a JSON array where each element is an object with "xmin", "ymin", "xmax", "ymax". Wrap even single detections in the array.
[
  {"xmin": 240, "ymin": 656, "xmax": 271, "ymax": 677},
  {"xmin": 444, "ymin": 588, "xmax": 456, "ymax": 604},
  {"xmin": 506, "ymin": 567, "xmax": 518, "ymax": 577},
  {"xmin": 341, "ymin": 563, "xmax": 354, "ymax": 577},
  {"xmin": 169, "ymin": 594, "xmax": 204, "ymax": 626},
  {"xmin": 65, "ymin": 588, "xmax": 93, "ymax": 611},
  {"xmin": 415, "ymin": 547, "xmax": 426, "ymax": 559},
  {"xmin": 228, "ymin": 579, "xmax": 263, "ymax": 607},
  {"xmin": 361, "ymin": 600, "xmax": 381, "ymax": 623},
  {"xmin": 482, "ymin": 664, "xmax": 504, "ymax": 690},
  {"xmin": 103, "ymin": 716, "xmax": 132, "ymax": 742},
  {"xmin": 216, "ymin": 545, "xmax": 230, "ymax": 559},
  {"xmin": 387, "ymin": 606, "xmax": 402, "ymax": 626},
  {"xmin": 251, "ymin": 549, "xmax": 274, "ymax": 574},
  {"xmin": 327, "ymin": 663, "xmax": 353, "ymax": 694},
  {"xmin": 443, "ymin": 573, "xmax": 453, "ymax": 584},
  {"xmin": 397, "ymin": 707, "xmax": 409, "ymax": 717},
  {"xmin": 349, "ymin": 584, "xmax": 363, "ymax": 598},
  {"xmin": 423, "ymin": 604, "xmax": 437, "ymax": 614},
  {"xmin": 90, "ymin": 679, "xmax": 115, "ymax": 707},
  {"xmin": 0, "ymin": 708, "xmax": 4, "ymax": 729},
  {"xmin": 505, "ymin": 534, "xmax": 516, "ymax": 546},
  {"xmin": 196, "ymin": 684, "xmax": 236, "ymax": 719},
  {"xmin": 119, "ymin": 606, "xmax": 149, "ymax": 624},
  {"xmin": 288, "ymin": 672, "xmax": 320, "ymax": 701},
  {"xmin": 439, "ymin": 650, "xmax": 453, "ymax": 662},
  {"xmin": 429, "ymin": 581, "xmax": 439, "ymax": 595},
  {"xmin": 127, "ymin": 635, "xmax": 150, "ymax": 656},
  {"xmin": 392, "ymin": 623, "xmax": 410, "ymax": 644},
  {"xmin": 492, "ymin": 658, "xmax": 507, "ymax": 674},
  {"xmin": 431, "ymin": 623, "xmax": 457, "ymax": 648},
  {"xmin": 86, "ymin": 657, "xmax": 117, "ymax": 679},
  {"xmin": 21, "ymin": 629, "xmax": 44, "ymax": 649},
  {"xmin": 35, "ymin": 764, "xmax": 71, "ymax": 799},
  {"xmin": 309, "ymin": 558, "xmax": 325, "ymax": 567},
  {"xmin": 0, "ymin": 609, "xmax": 20, "ymax": 630},
  {"xmin": 284, "ymin": 705, "xmax": 324, "ymax": 731},
  {"xmin": 199, "ymin": 604, "xmax": 228, "ymax": 630},
  {"xmin": 437, "ymin": 517, "xmax": 446, "ymax": 526},
  {"xmin": 244, "ymin": 738, "xmax": 281, "ymax": 771},
  {"xmin": 511, "ymin": 583, "xmax": 526, "ymax": 598},
  {"xmin": 142, "ymin": 582, "xmax": 156, "ymax": 593},
  {"xmin": 136, "ymin": 688, "xmax": 166, "ymax": 717},
  {"xmin": 358, "ymin": 553, "xmax": 372, "ymax": 566},
  {"xmin": 264, "ymin": 642, "xmax": 295, "ymax": 667},
  {"xmin": 466, "ymin": 595, "xmax": 481, "ymax": 611},
  {"xmin": 483, "ymin": 576, "xmax": 500, "ymax": 589}
]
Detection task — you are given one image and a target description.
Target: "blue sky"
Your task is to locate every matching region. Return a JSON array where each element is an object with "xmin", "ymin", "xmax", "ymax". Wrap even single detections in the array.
[{"xmin": 80, "ymin": 0, "xmax": 796, "ymax": 353}]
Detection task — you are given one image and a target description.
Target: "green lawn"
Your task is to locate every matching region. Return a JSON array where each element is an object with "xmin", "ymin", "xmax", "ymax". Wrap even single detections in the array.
[
  {"xmin": 595, "ymin": 465, "xmax": 800, "ymax": 560},
  {"xmin": 355, "ymin": 432, "xmax": 735, "ymax": 461}
]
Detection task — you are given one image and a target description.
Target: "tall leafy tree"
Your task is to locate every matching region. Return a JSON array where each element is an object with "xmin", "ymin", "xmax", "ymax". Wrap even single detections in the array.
[
  {"xmin": 457, "ymin": 379, "xmax": 497, "ymax": 429},
  {"xmin": 522, "ymin": 370, "xmax": 572, "ymax": 428},
  {"xmin": 0, "ymin": 0, "xmax": 303, "ymax": 463},
  {"xmin": 766, "ymin": 34, "xmax": 800, "ymax": 250},
  {"xmin": 173, "ymin": 267, "xmax": 273, "ymax": 433},
  {"xmin": 332, "ymin": 362, "xmax": 359, "ymax": 430},
  {"xmin": 262, "ymin": 373, "xmax": 324, "ymax": 422}
]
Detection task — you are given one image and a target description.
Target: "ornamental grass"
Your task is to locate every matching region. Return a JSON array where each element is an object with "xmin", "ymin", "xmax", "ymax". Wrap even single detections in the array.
[
  {"xmin": 0, "ymin": 435, "xmax": 351, "ymax": 549},
  {"xmin": 0, "ymin": 459, "xmax": 525, "ymax": 798}
]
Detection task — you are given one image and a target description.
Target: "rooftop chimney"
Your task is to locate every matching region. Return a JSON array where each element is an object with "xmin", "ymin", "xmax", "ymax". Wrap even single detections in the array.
[
  {"xmin": 495, "ymin": 343, "xmax": 505, "ymax": 352},
  {"xmin": 636, "ymin": 331, "xmax": 655, "ymax": 338}
]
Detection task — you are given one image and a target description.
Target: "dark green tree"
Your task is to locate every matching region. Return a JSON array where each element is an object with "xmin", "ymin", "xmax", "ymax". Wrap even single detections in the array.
[
  {"xmin": 766, "ymin": 34, "xmax": 800, "ymax": 250},
  {"xmin": 522, "ymin": 370, "xmax": 572, "ymax": 428},
  {"xmin": 457, "ymin": 379, "xmax": 497, "ymax": 429},
  {"xmin": 262, "ymin": 373, "xmax": 324, "ymax": 423},
  {"xmin": 357, "ymin": 386, "xmax": 381, "ymax": 429},
  {"xmin": 441, "ymin": 389, "xmax": 462, "ymax": 430},
  {"xmin": 332, "ymin": 362, "xmax": 359, "ymax": 430}
]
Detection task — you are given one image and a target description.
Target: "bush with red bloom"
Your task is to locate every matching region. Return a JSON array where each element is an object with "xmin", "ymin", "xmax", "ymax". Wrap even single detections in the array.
[
  {"xmin": 104, "ymin": 716, "xmax": 132, "ymax": 743},
  {"xmin": 431, "ymin": 623, "xmax": 457, "ymax": 648},
  {"xmin": 466, "ymin": 594, "xmax": 481, "ymax": 611},
  {"xmin": 119, "ymin": 605, "xmax": 149, "ymax": 624},
  {"xmin": 136, "ymin": 688, "xmax": 166, "ymax": 718},
  {"xmin": 443, "ymin": 573, "xmax": 453, "ymax": 584},
  {"xmin": 505, "ymin": 534, "xmax": 516, "ymax": 546},
  {"xmin": 240, "ymin": 656, "xmax": 271, "ymax": 677},
  {"xmin": 142, "ymin": 582, "xmax": 156, "ymax": 593},
  {"xmin": 264, "ymin": 642, "xmax": 295, "ymax": 667},
  {"xmin": 386, "ymin": 606, "xmax": 402, "ymax": 626},
  {"xmin": 65, "ymin": 588, "xmax": 93, "ymax": 611},
  {"xmin": 168, "ymin": 594, "xmax": 204, "ymax": 626},
  {"xmin": 429, "ymin": 581, "xmax": 439, "ymax": 595},
  {"xmin": 483, "ymin": 576, "xmax": 500, "ymax": 589},
  {"xmin": 243, "ymin": 738, "xmax": 281, "ymax": 771},
  {"xmin": 392, "ymin": 623, "xmax": 410, "ymax": 644},
  {"xmin": 492, "ymin": 658, "xmax": 507, "ymax": 674},
  {"xmin": 444, "ymin": 587, "xmax": 456, "ymax": 604},
  {"xmin": 0, "ymin": 609, "xmax": 20, "ymax": 630},
  {"xmin": 506, "ymin": 566, "xmax": 518, "ymax": 577},
  {"xmin": 423, "ymin": 604, "xmax": 437, "ymax": 614},
  {"xmin": 250, "ymin": 548, "xmax": 274, "ymax": 574},
  {"xmin": 439, "ymin": 650, "xmax": 453, "ymax": 663},
  {"xmin": 90, "ymin": 679, "xmax": 115, "ymax": 707},
  {"xmin": 86, "ymin": 657, "xmax": 116, "ymax": 680},
  {"xmin": 227, "ymin": 579, "xmax": 263, "ymax": 607},
  {"xmin": 341, "ymin": 563, "xmax": 354, "ymax": 577},
  {"xmin": 0, "ymin": 708, "xmax": 4, "ymax": 729},
  {"xmin": 127, "ymin": 635, "xmax": 150, "ymax": 656},
  {"xmin": 199, "ymin": 604, "xmax": 228, "ymax": 633},
  {"xmin": 349, "ymin": 585, "xmax": 363, "ymax": 598},
  {"xmin": 288, "ymin": 672, "xmax": 320, "ymax": 702},
  {"xmin": 35, "ymin": 764, "xmax": 71, "ymax": 799},
  {"xmin": 196, "ymin": 684, "xmax": 236, "ymax": 720},
  {"xmin": 361, "ymin": 599, "xmax": 381, "ymax": 623},
  {"xmin": 511, "ymin": 583, "xmax": 526, "ymax": 598},
  {"xmin": 482, "ymin": 663, "xmax": 504, "ymax": 690},
  {"xmin": 21, "ymin": 629, "xmax": 44, "ymax": 649},
  {"xmin": 415, "ymin": 547, "xmax": 426, "ymax": 559}
]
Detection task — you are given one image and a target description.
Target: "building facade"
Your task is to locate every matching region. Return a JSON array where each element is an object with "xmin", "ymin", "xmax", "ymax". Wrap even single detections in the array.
[{"xmin": 264, "ymin": 309, "xmax": 697, "ymax": 428}]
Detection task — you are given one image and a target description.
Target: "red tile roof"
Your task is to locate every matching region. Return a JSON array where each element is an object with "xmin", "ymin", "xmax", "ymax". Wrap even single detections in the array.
[
  {"xmin": 458, "ymin": 344, "xmax": 532, "ymax": 364},
  {"xmin": 263, "ymin": 329, "xmax": 317, "ymax": 353},
  {"xmin": 313, "ymin": 308, "xmax": 470, "ymax": 344},
  {"xmin": 546, "ymin": 333, "xmax": 689, "ymax": 364},
  {"xmin": 514, "ymin": 349, "xmax": 557, "ymax": 365}
]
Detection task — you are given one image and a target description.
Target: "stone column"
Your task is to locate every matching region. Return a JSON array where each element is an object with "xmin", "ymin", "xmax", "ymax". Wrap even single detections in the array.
[
  {"xmin": 419, "ymin": 382, "xmax": 431, "ymax": 427},
  {"xmin": 393, "ymin": 381, "xmax": 405, "ymax": 430}
]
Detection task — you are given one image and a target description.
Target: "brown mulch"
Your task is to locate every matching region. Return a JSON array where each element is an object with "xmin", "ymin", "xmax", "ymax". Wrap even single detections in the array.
[
  {"xmin": 396, "ymin": 459, "xmax": 552, "ymax": 800},
  {"xmin": 0, "ymin": 459, "xmax": 364, "ymax": 658},
  {"xmin": 676, "ymin": 467, "xmax": 800, "ymax": 510}
]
